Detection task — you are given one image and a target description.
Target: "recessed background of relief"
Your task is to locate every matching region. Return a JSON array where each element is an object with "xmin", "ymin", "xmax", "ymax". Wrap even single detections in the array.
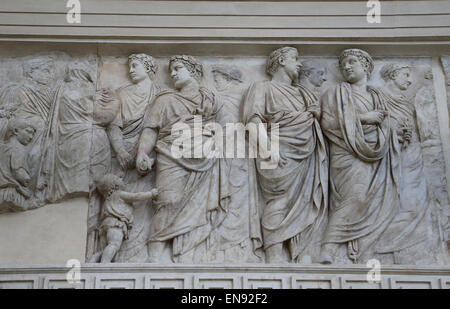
[
  {"xmin": 441, "ymin": 57, "xmax": 450, "ymax": 129},
  {"xmin": 0, "ymin": 52, "xmax": 98, "ymax": 213},
  {"xmin": 86, "ymin": 54, "xmax": 449, "ymax": 266}
]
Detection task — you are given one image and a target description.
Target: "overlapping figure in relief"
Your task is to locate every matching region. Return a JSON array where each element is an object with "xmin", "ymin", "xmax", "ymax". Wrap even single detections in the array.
[
  {"xmin": 136, "ymin": 55, "xmax": 230, "ymax": 263},
  {"xmin": 319, "ymin": 49, "xmax": 406, "ymax": 264},
  {"xmin": 242, "ymin": 47, "xmax": 328, "ymax": 263}
]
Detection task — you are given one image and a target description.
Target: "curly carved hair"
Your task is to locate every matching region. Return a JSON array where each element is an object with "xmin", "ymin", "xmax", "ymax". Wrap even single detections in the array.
[
  {"xmin": 96, "ymin": 174, "xmax": 124, "ymax": 199},
  {"xmin": 339, "ymin": 49, "xmax": 374, "ymax": 78},
  {"xmin": 169, "ymin": 55, "xmax": 204, "ymax": 81},
  {"xmin": 266, "ymin": 47, "xmax": 298, "ymax": 77},
  {"xmin": 128, "ymin": 53, "xmax": 158, "ymax": 77}
]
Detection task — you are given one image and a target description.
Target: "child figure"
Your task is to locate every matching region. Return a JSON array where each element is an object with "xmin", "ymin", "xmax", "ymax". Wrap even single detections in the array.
[
  {"xmin": 0, "ymin": 117, "xmax": 36, "ymax": 210},
  {"xmin": 96, "ymin": 173, "xmax": 158, "ymax": 263}
]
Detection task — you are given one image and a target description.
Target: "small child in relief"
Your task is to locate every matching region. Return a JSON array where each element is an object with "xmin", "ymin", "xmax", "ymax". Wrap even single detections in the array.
[
  {"xmin": 96, "ymin": 173, "xmax": 158, "ymax": 263},
  {"xmin": 0, "ymin": 117, "xmax": 36, "ymax": 209}
]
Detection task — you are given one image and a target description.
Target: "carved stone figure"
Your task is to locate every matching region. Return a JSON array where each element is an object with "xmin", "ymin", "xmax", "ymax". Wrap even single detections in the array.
[
  {"xmin": 136, "ymin": 55, "xmax": 230, "ymax": 263},
  {"xmin": 12, "ymin": 56, "xmax": 62, "ymax": 202},
  {"xmin": 375, "ymin": 64, "xmax": 434, "ymax": 264},
  {"xmin": 88, "ymin": 54, "xmax": 162, "ymax": 263},
  {"xmin": 96, "ymin": 173, "xmax": 158, "ymax": 263},
  {"xmin": 210, "ymin": 65, "xmax": 262, "ymax": 263},
  {"xmin": 0, "ymin": 118, "xmax": 36, "ymax": 212},
  {"xmin": 0, "ymin": 54, "xmax": 97, "ymax": 210},
  {"xmin": 242, "ymin": 47, "xmax": 328, "ymax": 263},
  {"xmin": 50, "ymin": 66, "xmax": 95, "ymax": 202},
  {"xmin": 86, "ymin": 88, "xmax": 121, "ymax": 261},
  {"xmin": 319, "ymin": 49, "xmax": 402, "ymax": 264},
  {"xmin": 296, "ymin": 60, "xmax": 328, "ymax": 96}
]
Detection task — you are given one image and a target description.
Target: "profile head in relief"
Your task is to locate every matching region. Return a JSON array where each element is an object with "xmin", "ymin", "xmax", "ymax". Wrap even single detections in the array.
[
  {"xmin": 339, "ymin": 49, "xmax": 374, "ymax": 84},
  {"xmin": 128, "ymin": 53, "xmax": 158, "ymax": 84},
  {"xmin": 23, "ymin": 56, "xmax": 56, "ymax": 86},
  {"xmin": 266, "ymin": 46, "xmax": 302, "ymax": 83},
  {"xmin": 212, "ymin": 65, "xmax": 243, "ymax": 92},
  {"xmin": 299, "ymin": 60, "xmax": 328, "ymax": 88},
  {"xmin": 6, "ymin": 117, "xmax": 36, "ymax": 146},
  {"xmin": 96, "ymin": 174, "xmax": 125, "ymax": 198},
  {"xmin": 380, "ymin": 63, "xmax": 412, "ymax": 92},
  {"xmin": 168, "ymin": 55, "xmax": 204, "ymax": 90}
]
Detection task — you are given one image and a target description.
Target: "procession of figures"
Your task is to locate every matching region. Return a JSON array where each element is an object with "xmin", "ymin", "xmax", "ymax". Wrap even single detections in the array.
[{"xmin": 0, "ymin": 47, "xmax": 449, "ymax": 265}]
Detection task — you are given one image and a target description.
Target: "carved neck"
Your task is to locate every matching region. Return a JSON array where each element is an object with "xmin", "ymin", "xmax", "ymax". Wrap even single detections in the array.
[
  {"xmin": 385, "ymin": 81, "xmax": 406, "ymax": 98},
  {"xmin": 135, "ymin": 77, "xmax": 152, "ymax": 91},
  {"xmin": 271, "ymin": 70, "xmax": 293, "ymax": 86},
  {"xmin": 350, "ymin": 76, "xmax": 368, "ymax": 93},
  {"xmin": 299, "ymin": 77, "xmax": 315, "ymax": 91},
  {"xmin": 179, "ymin": 79, "xmax": 200, "ymax": 96}
]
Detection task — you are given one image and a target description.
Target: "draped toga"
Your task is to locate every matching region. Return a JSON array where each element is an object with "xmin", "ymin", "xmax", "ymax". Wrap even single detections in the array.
[
  {"xmin": 320, "ymin": 82, "xmax": 402, "ymax": 261},
  {"xmin": 374, "ymin": 90, "xmax": 431, "ymax": 254},
  {"xmin": 242, "ymin": 81, "xmax": 328, "ymax": 261},
  {"xmin": 143, "ymin": 88, "xmax": 230, "ymax": 263}
]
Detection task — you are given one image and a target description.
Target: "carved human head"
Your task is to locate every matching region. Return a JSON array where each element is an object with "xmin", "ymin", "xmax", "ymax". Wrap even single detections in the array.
[
  {"xmin": 211, "ymin": 65, "xmax": 243, "ymax": 91},
  {"xmin": 169, "ymin": 55, "xmax": 203, "ymax": 90},
  {"xmin": 96, "ymin": 174, "xmax": 125, "ymax": 198},
  {"xmin": 7, "ymin": 117, "xmax": 36, "ymax": 145},
  {"xmin": 267, "ymin": 47, "xmax": 302, "ymax": 81},
  {"xmin": 128, "ymin": 54, "xmax": 158, "ymax": 83},
  {"xmin": 380, "ymin": 63, "xmax": 412, "ymax": 91},
  {"xmin": 23, "ymin": 56, "xmax": 56, "ymax": 86},
  {"xmin": 339, "ymin": 49, "xmax": 374, "ymax": 83},
  {"xmin": 299, "ymin": 60, "xmax": 328, "ymax": 87}
]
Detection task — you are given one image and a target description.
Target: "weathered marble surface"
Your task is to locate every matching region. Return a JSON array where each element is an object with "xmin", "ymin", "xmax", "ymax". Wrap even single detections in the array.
[
  {"xmin": 0, "ymin": 52, "xmax": 97, "ymax": 212},
  {"xmin": 0, "ymin": 49, "xmax": 449, "ymax": 266}
]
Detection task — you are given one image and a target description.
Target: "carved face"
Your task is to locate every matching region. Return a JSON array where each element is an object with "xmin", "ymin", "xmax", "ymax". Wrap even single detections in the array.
[
  {"xmin": 341, "ymin": 55, "xmax": 366, "ymax": 84},
  {"xmin": 280, "ymin": 49, "xmax": 302, "ymax": 81},
  {"xmin": 129, "ymin": 60, "xmax": 148, "ymax": 83},
  {"xmin": 170, "ymin": 61, "xmax": 193, "ymax": 90},
  {"xmin": 393, "ymin": 68, "xmax": 412, "ymax": 91},
  {"xmin": 307, "ymin": 67, "xmax": 328, "ymax": 87},
  {"xmin": 213, "ymin": 72, "xmax": 230, "ymax": 91},
  {"xmin": 15, "ymin": 127, "xmax": 35, "ymax": 145},
  {"xmin": 28, "ymin": 62, "xmax": 55, "ymax": 85}
]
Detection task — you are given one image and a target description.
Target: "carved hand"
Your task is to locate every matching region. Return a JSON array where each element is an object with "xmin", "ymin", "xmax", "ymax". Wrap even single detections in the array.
[
  {"xmin": 136, "ymin": 153, "xmax": 153, "ymax": 176},
  {"xmin": 360, "ymin": 110, "xmax": 388, "ymax": 125},
  {"xmin": 150, "ymin": 188, "xmax": 159, "ymax": 199},
  {"xmin": 271, "ymin": 151, "xmax": 287, "ymax": 168},
  {"xmin": 307, "ymin": 104, "xmax": 321, "ymax": 119},
  {"xmin": 117, "ymin": 150, "xmax": 133, "ymax": 170}
]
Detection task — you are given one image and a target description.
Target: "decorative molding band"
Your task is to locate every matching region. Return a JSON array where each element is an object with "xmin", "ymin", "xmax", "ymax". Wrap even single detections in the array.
[{"xmin": 0, "ymin": 264, "xmax": 449, "ymax": 289}]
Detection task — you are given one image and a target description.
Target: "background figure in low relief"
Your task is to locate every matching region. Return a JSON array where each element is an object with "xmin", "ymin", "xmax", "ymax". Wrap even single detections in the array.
[
  {"xmin": 96, "ymin": 174, "xmax": 158, "ymax": 263},
  {"xmin": 319, "ymin": 49, "xmax": 404, "ymax": 264},
  {"xmin": 51, "ymin": 66, "xmax": 95, "ymax": 202},
  {"xmin": 210, "ymin": 65, "xmax": 262, "ymax": 263},
  {"xmin": 0, "ymin": 118, "xmax": 36, "ymax": 212},
  {"xmin": 296, "ymin": 60, "xmax": 328, "ymax": 97},
  {"xmin": 242, "ymin": 47, "xmax": 328, "ymax": 263},
  {"xmin": 136, "ymin": 55, "xmax": 230, "ymax": 263},
  {"xmin": 375, "ymin": 64, "xmax": 435, "ymax": 264}
]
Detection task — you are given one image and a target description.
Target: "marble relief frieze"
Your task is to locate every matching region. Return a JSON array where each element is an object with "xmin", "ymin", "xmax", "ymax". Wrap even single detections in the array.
[{"xmin": 0, "ymin": 48, "xmax": 448, "ymax": 266}]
